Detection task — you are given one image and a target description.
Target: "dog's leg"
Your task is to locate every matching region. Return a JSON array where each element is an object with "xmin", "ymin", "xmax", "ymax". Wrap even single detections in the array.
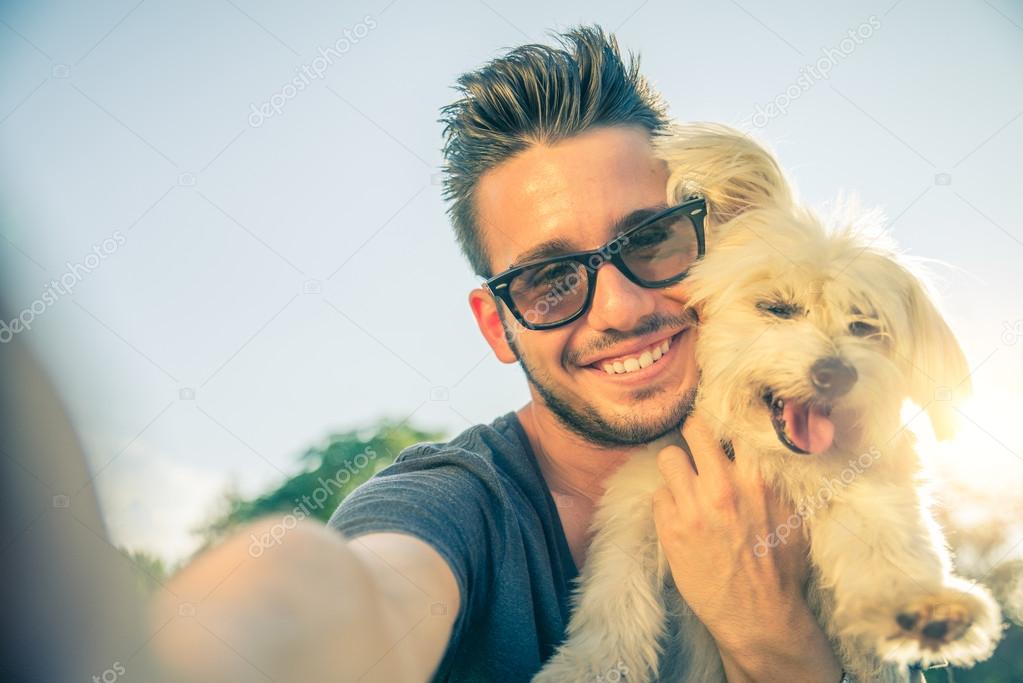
[
  {"xmin": 806, "ymin": 574, "xmax": 912, "ymax": 682},
  {"xmin": 533, "ymin": 453, "xmax": 669, "ymax": 683},
  {"xmin": 808, "ymin": 479, "xmax": 1002, "ymax": 672}
]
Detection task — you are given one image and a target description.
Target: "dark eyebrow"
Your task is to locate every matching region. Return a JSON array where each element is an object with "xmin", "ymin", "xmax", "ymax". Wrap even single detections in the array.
[{"xmin": 506, "ymin": 204, "xmax": 669, "ymax": 268}]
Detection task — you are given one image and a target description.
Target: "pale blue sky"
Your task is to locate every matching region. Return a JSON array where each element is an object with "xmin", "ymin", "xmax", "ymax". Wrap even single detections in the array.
[{"xmin": 1, "ymin": 0, "xmax": 1021, "ymax": 563}]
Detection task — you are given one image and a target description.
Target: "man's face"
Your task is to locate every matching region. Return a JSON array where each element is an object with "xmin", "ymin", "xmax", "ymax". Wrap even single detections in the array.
[{"xmin": 473, "ymin": 125, "xmax": 700, "ymax": 448}]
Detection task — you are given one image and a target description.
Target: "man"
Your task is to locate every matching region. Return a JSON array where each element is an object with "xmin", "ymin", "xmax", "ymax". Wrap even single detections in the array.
[
  {"xmin": 326, "ymin": 24, "xmax": 843, "ymax": 682},
  {"xmin": 148, "ymin": 24, "xmax": 846, "ymax": 682}
]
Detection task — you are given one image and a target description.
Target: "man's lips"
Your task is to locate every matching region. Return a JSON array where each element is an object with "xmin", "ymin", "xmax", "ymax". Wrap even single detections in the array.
[
  {"xmin": 577, "ymin": 328, "xmax": 686, "ymax": 368},
  {"xmin": 577, "ymin": 328, "xmax": 691, "ymax": 384}
]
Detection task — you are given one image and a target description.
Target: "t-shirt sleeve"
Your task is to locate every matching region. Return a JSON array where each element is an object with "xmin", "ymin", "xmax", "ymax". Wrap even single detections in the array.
[{"xmin": 325, "ymin": 448, "xmax": 500, "ymax": 664}]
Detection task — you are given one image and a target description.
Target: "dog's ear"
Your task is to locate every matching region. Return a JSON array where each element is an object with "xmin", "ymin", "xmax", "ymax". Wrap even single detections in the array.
[
  {"xmin": 651, "ymin": 122, "xmax": 793, "ymax": 229},
  {"xmin": 896, "ymin": 268, "xmax": 971, "ymax": 441}
]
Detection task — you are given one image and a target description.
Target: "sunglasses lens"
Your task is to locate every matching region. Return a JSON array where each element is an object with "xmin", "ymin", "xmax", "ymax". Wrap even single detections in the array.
[
  {"xmin": 508, "ymin": 260, "xmax": 589, "ymax": 327},
  {"xmin": 620, "ymin": 212, "xmax": 700, "ymax": 284}
]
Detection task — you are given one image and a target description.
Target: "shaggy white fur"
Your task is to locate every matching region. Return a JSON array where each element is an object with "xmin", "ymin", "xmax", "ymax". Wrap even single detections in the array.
[{"xmin": 532, "ymin": 124, "xmax": 1003, "ymax": 683}]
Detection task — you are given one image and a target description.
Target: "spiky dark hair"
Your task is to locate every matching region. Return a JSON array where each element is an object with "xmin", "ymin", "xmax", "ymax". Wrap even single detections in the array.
[{"xmin": 438, "ymin": 25, "xmax": 671, "ymax": 277}]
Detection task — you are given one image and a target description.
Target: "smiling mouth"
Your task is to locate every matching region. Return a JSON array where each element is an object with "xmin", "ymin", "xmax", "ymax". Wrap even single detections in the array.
[
  {"xmin": 584, "ymin": 328, "xmax": 688, "ymax": 376},
  {"xmin": 593, "ymin": 336, "xmax": 672, "ymax": 375},
  {"xmin": 762, "ymin": 390, "xmax": 836, "ymax": 455}
]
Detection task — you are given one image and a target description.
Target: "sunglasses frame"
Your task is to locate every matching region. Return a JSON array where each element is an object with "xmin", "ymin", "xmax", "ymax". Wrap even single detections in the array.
[{"xmin": 485, "ymin": 196, "xmax": 707, "ymax": 331}]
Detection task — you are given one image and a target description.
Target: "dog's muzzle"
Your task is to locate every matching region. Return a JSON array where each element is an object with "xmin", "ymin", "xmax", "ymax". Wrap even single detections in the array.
[{"xmin": 762, "ymin": 355, "xmax": 857, "ymax": 456}]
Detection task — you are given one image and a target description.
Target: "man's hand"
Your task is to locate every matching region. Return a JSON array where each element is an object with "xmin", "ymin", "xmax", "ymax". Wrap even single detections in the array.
[{"xmin": 651, "ymin": 412, "xmax": 843, "ymax": 683}]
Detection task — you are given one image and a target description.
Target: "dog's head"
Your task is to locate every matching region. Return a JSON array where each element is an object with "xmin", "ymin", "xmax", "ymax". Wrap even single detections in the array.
[{"xmin": 682, "ymin": 203, "xmax": 970, "ymax": 458}]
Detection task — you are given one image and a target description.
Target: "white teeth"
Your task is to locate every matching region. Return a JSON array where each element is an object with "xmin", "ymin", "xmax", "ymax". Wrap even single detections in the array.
[{"xmin": 597, "ymin": 334, "xmax": 679, "ymax": 375}]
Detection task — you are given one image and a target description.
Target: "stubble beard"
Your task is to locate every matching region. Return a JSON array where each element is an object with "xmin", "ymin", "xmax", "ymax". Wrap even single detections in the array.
[{"xmin": 503, "ymin": 318, "xmax": 697, "ymax": 449}]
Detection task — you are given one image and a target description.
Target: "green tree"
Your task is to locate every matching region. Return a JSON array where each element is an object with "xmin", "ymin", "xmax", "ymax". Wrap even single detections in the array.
[
  {"xmin": 192, "ymin": 417, "xmax": 444, "ymax": 556},
  {"xmin": 121, "ymin": 548, "xmax": 171, "ymax": 599}
]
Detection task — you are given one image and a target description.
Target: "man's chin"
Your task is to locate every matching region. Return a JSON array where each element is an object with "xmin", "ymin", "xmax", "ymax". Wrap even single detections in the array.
[
  {"xmin": 536, "ymin": 379, "xmax": 696, "ymax": 449},
  {"xmin": 590, "ymin": 391, "xmax": 695, "ymax": 444},
  {"xmin": 512, "ymin": 335, "xmax": 697, "ymax": 448}
]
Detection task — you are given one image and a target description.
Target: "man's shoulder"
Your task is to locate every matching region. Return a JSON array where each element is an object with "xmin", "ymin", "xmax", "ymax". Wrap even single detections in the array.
[
  {"xmin": 331, "ymin": 411, "xmax": 532, "ymax": 505},
  {"xmin": 327, "ymin": 411, "xmax": 535, "ymax": 559},
  {"xmin": 388, "ymin": 410, "xmax": 527, "ymax": 473}
]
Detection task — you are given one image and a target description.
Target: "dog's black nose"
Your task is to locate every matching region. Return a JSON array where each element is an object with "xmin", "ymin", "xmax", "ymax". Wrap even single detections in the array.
[{"xmin": 810, "ymin": 357, "xmax": 857, "ymax": 398}]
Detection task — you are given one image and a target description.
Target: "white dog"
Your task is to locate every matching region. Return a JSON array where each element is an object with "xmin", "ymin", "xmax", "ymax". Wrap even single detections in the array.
[{"xmin": 533, "ymin": 124, "xmax": 1003, "ymax": 683}]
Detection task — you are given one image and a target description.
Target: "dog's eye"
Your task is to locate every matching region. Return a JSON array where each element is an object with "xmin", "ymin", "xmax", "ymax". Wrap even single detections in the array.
[
  {"xmin": 756, "ymin": 301, "xmax": 802, "ymax": 318},
  {"xmin": 849, "ymin": 320, "xmax": 880, "ymax": 337}
]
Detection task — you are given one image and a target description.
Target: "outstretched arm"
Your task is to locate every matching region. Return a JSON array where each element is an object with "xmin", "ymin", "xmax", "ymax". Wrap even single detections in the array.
[{"xmin": 148, "ymin": 519, "xmax": 459, "ymax": 682}]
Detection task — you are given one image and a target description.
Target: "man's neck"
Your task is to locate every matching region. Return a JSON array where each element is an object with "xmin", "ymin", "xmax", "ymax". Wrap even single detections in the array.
[{"xmin": 515, "ymin": 401, "xmax": 680, "ymax": 506}]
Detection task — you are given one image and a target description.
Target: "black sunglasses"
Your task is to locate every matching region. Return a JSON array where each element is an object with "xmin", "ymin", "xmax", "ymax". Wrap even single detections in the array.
[{"xmin": 485, "ymin": 196, "xmax": 706, "ymax": 331}]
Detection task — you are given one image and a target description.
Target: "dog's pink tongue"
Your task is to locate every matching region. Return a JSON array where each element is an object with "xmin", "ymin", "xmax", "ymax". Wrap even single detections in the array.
[{"xmin": 782, "ymin": 401, "xmax": 835, "ymax": 454}]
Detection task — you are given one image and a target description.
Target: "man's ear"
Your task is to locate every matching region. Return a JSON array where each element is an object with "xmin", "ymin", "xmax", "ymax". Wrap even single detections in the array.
[{"xmin": 468, "ymin": 287, "xmax": 519, "ymax": 364}]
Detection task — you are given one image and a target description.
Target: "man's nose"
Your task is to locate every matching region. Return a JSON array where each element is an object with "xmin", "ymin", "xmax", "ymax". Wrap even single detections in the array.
[{"xmin": 584, "ymin": 263, "xmax": 657, "ymax": 332}]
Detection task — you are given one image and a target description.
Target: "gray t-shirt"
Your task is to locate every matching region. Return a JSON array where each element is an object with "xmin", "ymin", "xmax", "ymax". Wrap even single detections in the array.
[{"xmin": 327, "ymin": 411, "xmax": 579, "ymax": 682}]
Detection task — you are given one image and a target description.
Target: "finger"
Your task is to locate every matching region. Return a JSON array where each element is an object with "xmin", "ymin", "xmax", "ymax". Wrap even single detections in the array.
[
  {"xmin": 680, "ymin": 411, "xmax": 732, "ymax": 479},
  {"xmin": 656, "ymin": 444, "xmax": 696, "ymax": 500},
  {"xmin": 651, "ymin": 485, "xmax": 676, "ymax": 525},
  {"xmin": 728, "ymin": 438, "xmax": 762, "ymax": 483},
  {"xmin": 727, "ymin": 442, "xmax": 776, "ymax": 501}
]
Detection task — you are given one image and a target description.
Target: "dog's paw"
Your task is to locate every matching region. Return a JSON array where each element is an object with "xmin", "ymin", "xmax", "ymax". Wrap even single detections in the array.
[
  {"xmin": 879, "ymin": 582, "xmax": 1003, "ymax": 667},
  {"xmin": 894, "ymin": 598, "xmax": 972, "ymax": 647}
]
